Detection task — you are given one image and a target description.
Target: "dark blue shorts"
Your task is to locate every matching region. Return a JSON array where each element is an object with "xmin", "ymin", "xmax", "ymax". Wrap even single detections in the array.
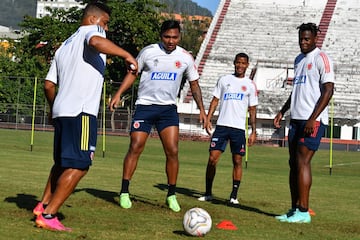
[
  {"xmin": 130, "ymin": 104, "xmax": 179, "ymax": 133},
  {"xmin": 288, "ymin": 120, "xmax": 326, "ymax": 151},
  {"xmin": 209, "ymin": 125, "xmax": 246, "ymax": 155},
  {"xmin": 53, "ymin": 113, "xmax": 97, "ymax": 169}
]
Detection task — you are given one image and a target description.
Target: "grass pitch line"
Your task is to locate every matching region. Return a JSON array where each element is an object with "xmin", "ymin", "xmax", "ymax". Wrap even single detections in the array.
[{"xmin": 324, "ymin": 161, "xmax": 360, "ymax": 167}]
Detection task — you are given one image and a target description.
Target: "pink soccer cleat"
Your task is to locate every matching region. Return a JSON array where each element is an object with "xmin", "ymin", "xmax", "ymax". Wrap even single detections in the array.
[
  {"xmin": 33, "ymin": 202, "xmax": 44, "ymax": 216},
  {"xmin": 35, "ymin": 214, "xmax": 72, "ymax": 231}
]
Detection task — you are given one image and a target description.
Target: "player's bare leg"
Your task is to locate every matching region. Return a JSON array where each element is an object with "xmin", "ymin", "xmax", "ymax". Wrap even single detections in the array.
[
  {"xmin": 232, "ymin": 154, "xmax": 242, "ymax": 181},
  {"xmin": 35, "ymin": 168, "xmax": 86, "ymax": 231},
  {"xmin": 39, "ymin": 165, "xmax": 64, "ymax": 204},
  {"xmin": 280, "ymin": 145, "xmax": 313, "ymax": 223},
  {"xmin": 159, "ymin": 126, "xmax": 181, "ymax": 212},
  {"xmin": 198, "ymin": 150, "xmax": 221, "ymax": 202},
  {"xmin": 122, "ymin": 131, "xmax": 149, "ymax": 180},
  {"xmin": 159, "ymin": 126, "xmax": 179, "ymax": 186},
  {"xmin": 120, "ymin": 131, "xmax": 148, "ymax": 209},
  {"xmin": 275, "ymin": 140, "xmax": 299, "ymax": 221},
  {"xmin": 207, "ymin": 150, "xmax": 221, "ymax": 180},
  {"xmin": 230, "ymin": 154, "xmax": 242, "ymax": 204},
  {"xmin": 43, "ymin": 168, "xmax": 87, "ymax": 215},
  {"xmin": 288, "ymin": 142, "xmax": 299, "ymax": 209},
  {"xmin": 296, "ymin": 145, "xmax": 315, "ymax": 210},
  {"xmin": 33, "ymin": 165, "xmax": 63, "ymax": 216}
]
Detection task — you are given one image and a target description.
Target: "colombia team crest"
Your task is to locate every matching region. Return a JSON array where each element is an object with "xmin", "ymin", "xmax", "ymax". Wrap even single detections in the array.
[
  {"xmin": 175, "ymin": 61, "xmax": 181, "ymax": 68},
  {"xmin": 133, "ymin": 121, "xmax": 140, "ymax": 129}
]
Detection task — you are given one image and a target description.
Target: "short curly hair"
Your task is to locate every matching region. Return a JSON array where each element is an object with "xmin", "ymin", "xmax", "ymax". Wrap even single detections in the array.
[{"xmin": 297, "ymin": 23, "xmax": 321, "ymax": 36}]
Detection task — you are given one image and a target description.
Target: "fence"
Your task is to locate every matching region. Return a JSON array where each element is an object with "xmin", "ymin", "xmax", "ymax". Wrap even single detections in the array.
[
  {"xmin": 1, "ymin": 76, "xmax": 359, "ymax": 151},
  {"xmin": 0, "ymin": 103, "xmax": 130, "ymax": 134},
  {"xmin": 0, "ymin": 103, "xmax": 208, "ymax": 139}
]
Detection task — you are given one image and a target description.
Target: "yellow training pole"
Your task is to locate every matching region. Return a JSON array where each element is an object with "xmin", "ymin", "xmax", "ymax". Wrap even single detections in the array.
[
  {"xmin": 30, "ymin": 77, "xmax": 38, "ymax": 151},
  {"xmin": 245, "ymin": 111, "xmax": 249, "ymax": 168},
  {"xmin": 329, "ymin": 97, "xmax": 334, "ymax": 175},
  {"xmin": 102, "ymin": 81, "xmax": 106, "ymax": 158}
]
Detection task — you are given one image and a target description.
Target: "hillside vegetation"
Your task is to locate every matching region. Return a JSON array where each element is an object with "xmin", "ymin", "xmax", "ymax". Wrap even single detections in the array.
[{"xmin": 0, "ymin": 0, "xmax": 212, "ymax": 28}]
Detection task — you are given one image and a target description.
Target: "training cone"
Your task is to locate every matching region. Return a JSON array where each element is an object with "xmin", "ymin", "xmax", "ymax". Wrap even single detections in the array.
[
  {"xmin": 309, "ymin": 208, "xmax": 316, "ymax": 216},
  {"xmin": 216, "ymin": 220, "xmax": 238, "ymax": 230}
]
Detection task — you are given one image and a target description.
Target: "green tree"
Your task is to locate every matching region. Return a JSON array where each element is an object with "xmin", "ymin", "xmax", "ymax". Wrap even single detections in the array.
[
  {"xmin": 158, "ymin": 0, "xmax": 212, "ymax": 17},
  {"xmin": 180, "ymin": 16, "xmax": 211, "ymax": 57},
  {"xmin": 104, "ymin": 0, "xmax": 163, "ymax": 103},
  {"xmin": 0, "ymin": 39, "xmax": 46, "ymax": 115},
  {"xmin": 0, "ymin": 7, "xmax": 82, "ymax": 114},
  {"xmin": 1, "ymin": 0, "xmax": 163, "ymax": 111},
  {"xmin": 0, "ymin": 0, "xmax": 210, "ymax": 112}
]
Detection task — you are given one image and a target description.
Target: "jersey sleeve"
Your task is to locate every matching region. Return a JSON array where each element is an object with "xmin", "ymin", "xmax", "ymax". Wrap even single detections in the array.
[
  {"xmin": 136, "ymin": 46, "xmax": 148, "ymax": 74},
  {"xmin": 45, "ymin": 58, "xmax": 58, "ymax": 84},
  {"xmin": 317, "ymin": 52, "xmax": 335, "ymax": 84},
  {"xmin": 212, "ymin": 77, "xmax": 222, "ymax": 99},
  {"xmin": 184, "ymin": 52, "xmax": 200, "ymax": 82},
  {"xmin": 85, "ymin": 25, "xmax": 106, "ymax": 45}
]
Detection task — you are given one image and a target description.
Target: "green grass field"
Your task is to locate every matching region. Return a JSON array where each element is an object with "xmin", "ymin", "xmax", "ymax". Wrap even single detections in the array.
[{"xmin": 0, "ymin": 128, "xmax": 359, "ymax": 240}]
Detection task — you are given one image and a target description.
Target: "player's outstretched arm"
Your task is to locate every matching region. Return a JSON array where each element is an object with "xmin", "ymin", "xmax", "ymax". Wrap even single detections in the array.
[
  {"xmin": 89, "ymin": 36, "xmax": 138, "ymax": 72},
  {"xmin": 109, "ymin": 72, "xmax": 137, "ymax": 112}
]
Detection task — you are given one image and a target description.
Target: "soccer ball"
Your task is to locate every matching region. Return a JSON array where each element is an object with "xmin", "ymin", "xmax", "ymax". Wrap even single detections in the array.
[{"xmin": 183, "ymin": 207, "xmax": 212, "ymax": 236}]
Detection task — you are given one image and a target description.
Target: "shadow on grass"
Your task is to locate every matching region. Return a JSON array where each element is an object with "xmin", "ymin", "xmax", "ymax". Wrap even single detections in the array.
[
  {"xmin": 76, "ymin": 188, "xmax": 118, "ymax": 205},
  {"xmin": 4, "ymin": 193, "xmax": 39, "ymax": 212},
  {"xmin": 154, "ymin": 183, "xmax": 276, "ymax": 217},
  {"xmin": 78, "ymin": 188, "xmax": 170, "ymax": 210},
  {"xmin": 3, "ymin": 193, "xmax": 65, "ymax": 220},
  {"xmin": 173, "ymin": 230, "xmax": 190, "ymax": 237}
]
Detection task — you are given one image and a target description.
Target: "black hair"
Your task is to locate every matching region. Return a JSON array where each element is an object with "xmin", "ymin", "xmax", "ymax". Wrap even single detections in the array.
[
  {"xmin": 84, "ymin": 1, "xmax": 112, "ymax": 17},
  {"xmin": 297, "ymin": 23, "xmax": 321, "ymax": 36},
  {"xmin": 234, "ymin": 52, "xmax": 249, "ymax": 62},
  {"xmin": 160, "ymin": 20, "xmax": 181, "ymax": 35}
]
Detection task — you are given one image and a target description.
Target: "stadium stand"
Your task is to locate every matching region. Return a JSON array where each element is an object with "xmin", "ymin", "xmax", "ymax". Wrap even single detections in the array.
[{"xmin": 178, "ymin": 0, "xmax": 360, "ymax": 142}]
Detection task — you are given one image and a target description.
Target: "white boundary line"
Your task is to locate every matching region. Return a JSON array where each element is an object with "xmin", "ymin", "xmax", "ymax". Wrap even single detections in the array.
[{"xmin": 324, "ymin": 162, "xmax": 360, "ymax": 167}]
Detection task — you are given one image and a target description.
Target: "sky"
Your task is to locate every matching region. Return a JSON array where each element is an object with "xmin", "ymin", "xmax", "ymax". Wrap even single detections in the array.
[{"xmin": 192, "ymin": 0, "xmax": 221, "ymax": 15}]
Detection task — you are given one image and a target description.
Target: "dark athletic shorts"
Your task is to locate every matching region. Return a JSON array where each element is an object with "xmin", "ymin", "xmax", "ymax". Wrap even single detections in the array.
[
  {"xmin": 209, "ymin": 125, "xmax": 246, "ymax": 156},
  {"xmin": 288, "ymin": 119, "xmax": 326, "ymax": 151},
  {"xmin": 130, "ymin": 104, "xmax": 179, "ymax": 133},
  {"xmin": 53, "ymin": 112, "xmax": 97, "ymax": 169}
]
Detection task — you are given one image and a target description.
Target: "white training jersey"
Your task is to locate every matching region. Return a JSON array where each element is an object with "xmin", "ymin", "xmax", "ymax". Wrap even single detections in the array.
[
  {"xmin": 135, "ymin": 43, "xmax": 199, "ymax": 105},
  {"xmin": 213, "ymin": 74, "xmax": 258, "ymax": 130},
  {"xmin": 46, "ymin": 25, "xmax": 106, "ymax": 118},
  {"xmin": 291, "ymin": 47, "xmax": 334, "ymax": 125}
]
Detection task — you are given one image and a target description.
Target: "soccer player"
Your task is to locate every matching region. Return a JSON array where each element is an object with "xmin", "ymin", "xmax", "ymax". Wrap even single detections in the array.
[
  {"xmin": 109, "ymin": 20, "xmax": 207, "ymax": 212},
  {"xmin": 198, "ymin": 53, "xmax": 258, "ymax": 204},
  {"xmin": 273, "ymin": 23, "xmax": 334, "ymax": 223},
  {"xmin": 32, "ymin": 2, "xmax": 137, "ymax": 231}
]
